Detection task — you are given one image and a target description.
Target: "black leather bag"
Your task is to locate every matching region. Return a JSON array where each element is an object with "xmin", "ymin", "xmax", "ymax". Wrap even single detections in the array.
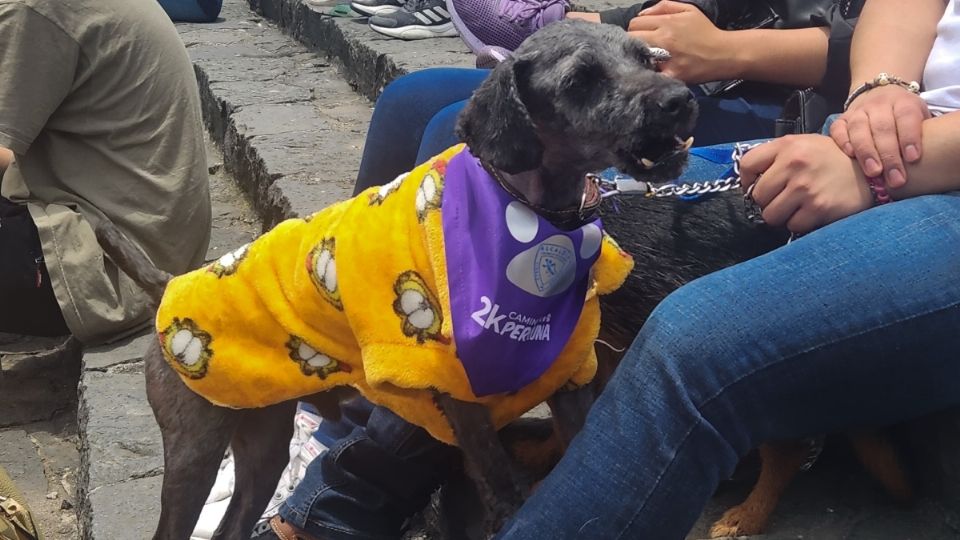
[{"xmin": 774, "ymin": 88, "xmax": 833, "ymax": 137}]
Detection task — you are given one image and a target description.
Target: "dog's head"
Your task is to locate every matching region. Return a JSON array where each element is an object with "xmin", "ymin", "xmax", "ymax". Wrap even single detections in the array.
[{"xmin": 457, "ymin": 20, "xmax": 697, "ymax": 221}]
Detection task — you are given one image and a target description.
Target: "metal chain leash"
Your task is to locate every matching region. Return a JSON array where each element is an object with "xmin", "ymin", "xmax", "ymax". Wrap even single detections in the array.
[{"xmin": 595, "ymin": 143, "xmax": 766, "ymax": 224}]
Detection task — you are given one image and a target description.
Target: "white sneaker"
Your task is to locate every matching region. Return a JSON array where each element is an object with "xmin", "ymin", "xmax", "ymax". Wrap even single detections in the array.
[
  {"xmin": 191, "ymin": 450, "xmax": 235, "ymax": 540},
  {"xmin": 255, "ymin": 405, "xmax": 327, "ymax": 531},
  {"xmin": 206, "ymin": 450, "xmax": 235, "ymax": 504},
  {"xmin": 191, "ymin": 496, "xmax": 231, "ymax": 540}
]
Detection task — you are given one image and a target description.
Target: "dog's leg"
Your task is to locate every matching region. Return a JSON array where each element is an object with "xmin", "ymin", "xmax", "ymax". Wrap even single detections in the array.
[
  {"xmin": 211, "ymin": 401, "xmax": 298, "ymax": 539},
  {"xmin": 434, "ymin": 393, "xmax": 523, "ymax": 537},
  {"xmin": 848, "ymin": 431, "xmax": 913, "ymax": 502},
  {"xmin": 546, "ymin": 384, "xmax": 595, "ymax": 452},
  {"xmin": 709, "ymin": 441, "xmax": 808, "ymax": 539},
  {"xmin": 144, "ymin": 340, "xmax": 240, "ymax": 540}
]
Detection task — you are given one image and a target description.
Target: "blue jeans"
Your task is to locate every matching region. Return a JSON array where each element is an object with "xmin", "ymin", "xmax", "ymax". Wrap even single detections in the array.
[
  {"xmin": 279, "ymin": 401, "xmax": 458, "ymax": 539},
  {"xmin": 495, "ymin": 190, "xmax": 960, "ymax": 538},
  {"xmin": 156, "ymin": 0, "xmax": 222, "ymax": 22},
  {"xmin": 354, "ymin": 68, "xmax": 784, "ymax": 195}
]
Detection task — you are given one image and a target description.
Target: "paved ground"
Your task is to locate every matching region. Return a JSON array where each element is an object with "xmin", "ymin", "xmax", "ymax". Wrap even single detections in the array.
[{"xmin": 0, "ymin": 335, "xmax": 80, "ymax": 540}]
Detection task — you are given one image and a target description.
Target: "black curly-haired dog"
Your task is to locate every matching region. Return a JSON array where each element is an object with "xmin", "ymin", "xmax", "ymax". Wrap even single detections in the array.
[{"xmin": 93, "ymin": 19, "xmax": 773, "ymax": 540}]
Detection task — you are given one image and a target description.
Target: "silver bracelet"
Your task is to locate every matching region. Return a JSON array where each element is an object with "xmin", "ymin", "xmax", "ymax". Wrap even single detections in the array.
[{"xmin": 843, "ymin": 72, "xmax": 921, "ymax": 111}]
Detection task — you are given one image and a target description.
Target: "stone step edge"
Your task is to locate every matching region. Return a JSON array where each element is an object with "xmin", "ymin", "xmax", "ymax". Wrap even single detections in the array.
[{"xmin": 249, "ymin": 0, "xmax": 408, "ymax": 102}]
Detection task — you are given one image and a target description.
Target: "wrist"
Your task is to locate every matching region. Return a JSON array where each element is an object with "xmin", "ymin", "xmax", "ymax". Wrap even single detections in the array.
[
  {"xmin": 844, "ymin": 72, "xmax": 921, "ymax": 111},
  {"xmin": 724, "ymin": 30, "xmax": 752, "ymax": 80}
]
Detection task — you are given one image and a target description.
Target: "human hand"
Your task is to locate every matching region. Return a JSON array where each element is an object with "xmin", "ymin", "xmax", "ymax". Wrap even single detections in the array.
[
  {"xmin": 0, "ymin": 147, "xmax": 12, "ymax": 171},
  {"xmin": 739, "ymin": 135, "xmax": 874, "ymax": 235},
  {"xmin": 626, "ymin": 1, "xmax": 727, "ymax": 84},
  {"xmin": 829, "ymin": 84, "xmax": 930, "ymax": 189}
]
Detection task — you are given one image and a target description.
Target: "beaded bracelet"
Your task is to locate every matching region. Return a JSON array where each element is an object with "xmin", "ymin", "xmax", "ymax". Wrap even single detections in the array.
[
  {"xmin": 843, "ymin": 73, "xmax": 921, "ymax": 111},
  {"xmin": 865, "ymin": 176, "xmax": 892, "ymax": 205}
]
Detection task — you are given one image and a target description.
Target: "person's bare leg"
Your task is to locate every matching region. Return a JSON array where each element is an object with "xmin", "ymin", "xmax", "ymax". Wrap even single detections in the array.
[{"xmin": 565, "ymin": 12, "xmax": 600, "ymax": 22}]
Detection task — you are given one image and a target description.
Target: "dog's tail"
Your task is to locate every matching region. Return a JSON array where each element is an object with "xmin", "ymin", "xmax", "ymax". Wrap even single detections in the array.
[{"xmin": 95, "ymin": 219, "xmax": 171, "ymax": 306}]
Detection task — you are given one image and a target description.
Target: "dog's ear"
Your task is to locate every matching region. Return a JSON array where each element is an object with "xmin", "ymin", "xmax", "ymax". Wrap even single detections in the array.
[{"xmin": 456, "ymin": 56, "xmax": 543, "ymax": 174}]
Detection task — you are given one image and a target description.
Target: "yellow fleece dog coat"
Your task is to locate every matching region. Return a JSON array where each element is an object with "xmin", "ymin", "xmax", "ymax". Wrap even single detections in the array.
[{"xmin": 156, "ymin": 145, "xmax": 633, "ymax": 444}]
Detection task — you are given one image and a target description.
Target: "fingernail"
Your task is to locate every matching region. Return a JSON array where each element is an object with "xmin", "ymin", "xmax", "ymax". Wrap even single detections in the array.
[
  {"xmin": 905, "ymin": 144, "xmax": 920, "ymax": 162},
  {"xmin": 865, "ymin": 158, "xmax": 881, "ymax": 175},
  {"xmin": 887, "ymin": 168, "xmax": 905, "ymax": 187}
]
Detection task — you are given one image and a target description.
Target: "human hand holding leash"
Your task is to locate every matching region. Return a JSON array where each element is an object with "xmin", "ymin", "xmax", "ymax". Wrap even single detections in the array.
[
  {"xmin": 626, "ymin": 1, "xmax": 727, "ymax": 84},
  {"xmin": 830, "ymin": 84, "xmax": 930, "ymax": 189},
  {"xmin": 740, "ymin": 135, "xmax": 873, "ymax": 235}
]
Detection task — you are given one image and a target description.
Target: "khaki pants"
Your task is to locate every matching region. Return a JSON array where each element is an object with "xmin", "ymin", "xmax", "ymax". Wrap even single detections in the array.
[{"xmin": 0, "ymin": 465, "xmax": 41, "ymax": 540}]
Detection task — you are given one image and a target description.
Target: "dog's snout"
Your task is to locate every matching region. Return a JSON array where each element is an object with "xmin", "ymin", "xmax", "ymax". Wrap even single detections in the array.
[{"xmin": 658, "ymin": 87, "xmax": 695, "ymax": 116}]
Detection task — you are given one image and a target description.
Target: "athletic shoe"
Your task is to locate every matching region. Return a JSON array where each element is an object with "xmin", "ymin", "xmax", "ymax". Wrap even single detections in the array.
[
  {"xmin": 191, "ymin": 497, "xmax": 231, "ymax": 540},
  {"xmin": 475, "ymin": 45, "xmax": 512, "ymax": 68},
  {"xmin": 350, "ymin": 0, "xmax": 404, "ymax": 17},
  {"xmin": 191, "ymin": 450, "xmax": 235, "ymax": 540},
  {"xmin": 253, "ymin": 405, "xmax": 326, "ymax": 533},
  {"xmin": 368, "ymin": 0, "xmax": 458, "ymax": 40},
  {"xmin": 446, "ymin": 0, "xmax": 567, "ymax": 54}
]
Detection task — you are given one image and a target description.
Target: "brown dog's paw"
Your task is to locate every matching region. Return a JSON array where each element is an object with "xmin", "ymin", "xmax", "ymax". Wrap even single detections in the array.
[{"xmin": 709, "ymin": 505, "xmax": 766, "ymax": 538}]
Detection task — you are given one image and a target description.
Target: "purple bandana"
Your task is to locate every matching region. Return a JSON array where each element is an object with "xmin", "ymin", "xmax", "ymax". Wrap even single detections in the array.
[{"xmin": 442, "ymin": 148, "xmax": 603, "ymax": 397}]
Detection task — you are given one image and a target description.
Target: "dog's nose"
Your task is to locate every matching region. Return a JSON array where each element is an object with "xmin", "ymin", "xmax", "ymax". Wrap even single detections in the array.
[{"xmin": 658, "ymin": 87, "xmax": 695, "ymax": 117}]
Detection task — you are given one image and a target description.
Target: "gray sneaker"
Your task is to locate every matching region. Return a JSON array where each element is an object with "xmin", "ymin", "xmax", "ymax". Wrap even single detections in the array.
[
  {"xmin": 351, "ymin": 0, "xmax": 405, "ymax": 17},
  {"xmin": 368, "ymin": 0, "xmax": 458, "ymax": 39}
]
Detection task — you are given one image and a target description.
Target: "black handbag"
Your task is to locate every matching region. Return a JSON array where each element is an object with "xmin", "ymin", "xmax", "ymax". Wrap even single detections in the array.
[{"xmin": 774, "ymin": 87, "xmax": 833, "ymax": 137}]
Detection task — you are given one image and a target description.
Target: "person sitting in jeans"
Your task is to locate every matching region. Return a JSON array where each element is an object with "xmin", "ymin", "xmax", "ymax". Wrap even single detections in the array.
[{"xmin": 157, "ymin": 0, "xmax": 223, "ymax": 22}]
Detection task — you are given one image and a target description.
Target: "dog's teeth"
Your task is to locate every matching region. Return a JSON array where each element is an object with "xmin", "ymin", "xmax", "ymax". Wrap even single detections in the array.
[
  {"xmin": 641, "ymin": 158, "xmax": 655, "ymax": 169},
  {"xmin": 683, "ymin": 136, "xmax": 694, "ymax": 150}
]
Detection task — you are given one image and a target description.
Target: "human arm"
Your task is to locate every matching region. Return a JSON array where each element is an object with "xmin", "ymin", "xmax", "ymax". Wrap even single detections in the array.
[
  {"xmin": 626, "ymin": 1, "xmax": 829, "ymax": 86},
  {"xmin": 740, "ymin": 111, "xmax": 960, "ymax": 235},
  {"xmin": 828, "ymin": 0, "xmax": 944, "ymax": 188}
]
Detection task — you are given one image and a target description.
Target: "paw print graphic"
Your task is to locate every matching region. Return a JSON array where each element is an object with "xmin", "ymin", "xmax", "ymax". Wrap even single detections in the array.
[
  {"xmin": 159, "ymin": 318, "xmax": 213, "ymax": 379},
  {"xmin": 306, "ymin": 238, "xmax": 342, "ymax": 310},
  {"xmin": 502, "ymin": 201, "xmax": 602, "ymax": 297},
  {"xmin": 286, "ymin": 335, "xmax": 350, "ymax": 379},
  {"xmin": 208, "ymin": 244, "xmax": 250, "ymax": 277},
  {"xmin": 415, "ymin": 169, "xmax": 444, "ymax": 222},
  {"xmin": 368, "ymin": 172, "xmax": 408, "ymax": 206},
  {"xmin": 392, "ymin": 270, "xmax": 446, "ymax": 344}
]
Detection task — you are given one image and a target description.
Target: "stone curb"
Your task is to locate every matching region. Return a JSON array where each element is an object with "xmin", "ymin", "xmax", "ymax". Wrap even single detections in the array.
[
  {"xmin": 184, "ymin": 0, "xmax": 375, "ymax": 229},
  {"xmin": 248, "ymin": 0, "xmax": 473, "ymax": 101}
]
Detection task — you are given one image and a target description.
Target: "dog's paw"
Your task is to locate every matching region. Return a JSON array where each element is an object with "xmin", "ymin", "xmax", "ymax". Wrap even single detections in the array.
[
  {"xmin": 709, "ymin": 505, "xmax": 766, "ymax": 538},
  {"xmin": 503, "ymin": 201, "xmax": 602, "ymax": 298}
]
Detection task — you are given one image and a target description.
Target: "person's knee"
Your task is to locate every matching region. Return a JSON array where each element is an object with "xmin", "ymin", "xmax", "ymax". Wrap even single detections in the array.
[
  {"xmin": 377, "ymin": 68, "xmax": 451, "ymax": 109},
  {"xmin": 616, "ymin": 277, "xmax": 753, "ymax": 404}
]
